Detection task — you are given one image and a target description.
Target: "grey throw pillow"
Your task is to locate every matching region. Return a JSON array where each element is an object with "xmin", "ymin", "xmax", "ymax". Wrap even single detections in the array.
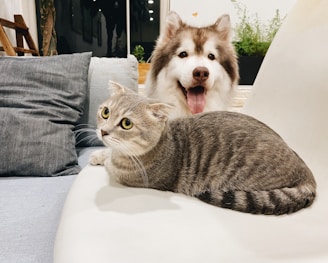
[{"xmin": 0, "ymin": 52, "xmax": 91, "ymax": 176}]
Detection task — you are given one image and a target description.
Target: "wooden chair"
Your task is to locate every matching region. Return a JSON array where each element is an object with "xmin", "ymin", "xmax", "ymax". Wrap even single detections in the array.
[{"xmin": 0, "ymin": 14, "xmax": 39, "ymax": 56}]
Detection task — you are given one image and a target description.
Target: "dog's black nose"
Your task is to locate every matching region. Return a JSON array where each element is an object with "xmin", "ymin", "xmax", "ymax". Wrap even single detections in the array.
[{"xmin": 193, "ymin": 67, "xmax": 209, "ymax": 82}]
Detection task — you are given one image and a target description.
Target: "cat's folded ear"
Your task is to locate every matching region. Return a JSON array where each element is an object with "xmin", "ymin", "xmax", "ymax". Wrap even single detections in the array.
[
  {"xmin": 148, "ymin": 102, "xmax": 173, "ymax": 122},
  {"xmin": 108, "ymin": 81, "xmax": 134, "ymax": 95}
]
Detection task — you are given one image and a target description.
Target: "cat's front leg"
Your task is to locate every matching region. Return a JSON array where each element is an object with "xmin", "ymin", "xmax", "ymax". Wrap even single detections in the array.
[{"xmin": 89, "ymin": 148, "xmax": 112, "ymax": 166}]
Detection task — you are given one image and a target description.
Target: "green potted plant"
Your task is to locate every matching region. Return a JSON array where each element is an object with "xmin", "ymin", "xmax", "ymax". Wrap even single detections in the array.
[
  {"xmin": 233, "ymin": 3, "xmax": 284, "ymax": 84},
  {"xmin": 132, "ymin": 44, "xmax": 151, "ymax": 84},
  {"xmin": 132, "ymin": 44, "xmax": 146, "ymax": 63}
]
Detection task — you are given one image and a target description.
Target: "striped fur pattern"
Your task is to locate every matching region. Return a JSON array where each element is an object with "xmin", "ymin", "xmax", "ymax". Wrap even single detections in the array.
[{"xmin": 91, "ymin": 82, "xmax": 316, "ymax": 215}]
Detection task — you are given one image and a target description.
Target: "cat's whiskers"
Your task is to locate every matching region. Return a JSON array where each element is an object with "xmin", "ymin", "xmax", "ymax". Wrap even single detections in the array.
[
  {"xmin": 101, "ymin": 135, "xmax": 149, "ymax": 186},
  {"xmin": 101, "ymin": 134, "xmax": 119, "ymax": 147},
  {"xmin": 74, "ymin": 123, "xmax": 96, "ymax": 131},
  {"xmin": 74, "ymin": 124, "xmax": 100, "ymax": 146},
  {"xmin": 114, "ymin": 140, "xmax": 149, "ymax": 187},
  {"xmin": 76, "ymin": 134, "xmax": 99, "ymax": 145}
]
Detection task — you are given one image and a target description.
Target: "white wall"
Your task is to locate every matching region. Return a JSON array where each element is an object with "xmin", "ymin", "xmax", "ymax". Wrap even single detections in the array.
[
  {"xmin": 170, "ymin": 0, "xmax": 237, "ymax": 27},
  {"xmin": 238, "ymin": 0, "xmax": 297, "ymax": 21},
  {"xmin": 0, "ymin": 0, "xmax": 38, "ymax": 55},
  {"xmin": 169, "ymin": 0, "xmax": 297, "ymax": 28}
]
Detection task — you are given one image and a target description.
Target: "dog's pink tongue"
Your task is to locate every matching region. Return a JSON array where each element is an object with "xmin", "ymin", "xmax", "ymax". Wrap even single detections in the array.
[{"xmin": 186, "ymin": 86, "xmax": 206, "ymax": 114}]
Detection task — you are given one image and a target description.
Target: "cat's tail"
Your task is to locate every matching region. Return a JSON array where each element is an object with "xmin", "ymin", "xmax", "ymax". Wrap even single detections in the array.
[{"xmin": 195, "ymin": 184, "xmax": 316, "ymax": 215}]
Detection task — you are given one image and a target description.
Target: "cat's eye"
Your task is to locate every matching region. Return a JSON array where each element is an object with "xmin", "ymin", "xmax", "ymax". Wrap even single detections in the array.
[
  {"xmin": 178, "ymin": 51, "xmax": 188, "ymax": 58},
  {"xmin": 120, "ymin": 118, "xmax": 133, "ymax": 130},
  {"xmin": 101, "ymin": 107, "xmax": 110, "ymax": 119}
]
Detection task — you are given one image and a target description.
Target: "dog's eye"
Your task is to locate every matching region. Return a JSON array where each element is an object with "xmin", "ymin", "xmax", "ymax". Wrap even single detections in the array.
[
  {"xmin": 120, "ymin": 118, "xmax": 133, "ymax": 130},
  {"xmin": 178, "ymin": 51, "xmax": 188, "ymax": 58},
  {"xmin": 208, "ymin": 53, "xmax": 216, "ymax": 60}
]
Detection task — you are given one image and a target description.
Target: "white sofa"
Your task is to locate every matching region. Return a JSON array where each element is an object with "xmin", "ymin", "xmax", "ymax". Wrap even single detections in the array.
[{"xmin": 54, "ymin": 1, "xmax": 328, "ymax": 263}]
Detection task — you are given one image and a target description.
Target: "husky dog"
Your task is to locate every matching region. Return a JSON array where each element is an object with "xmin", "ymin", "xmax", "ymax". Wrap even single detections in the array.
[{"xmin": 145, "ymin": 11, "xmax": 239, "ymax": 119}]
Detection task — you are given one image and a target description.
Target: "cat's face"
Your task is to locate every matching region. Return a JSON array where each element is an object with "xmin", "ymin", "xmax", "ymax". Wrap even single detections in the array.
[{"xmin": 96, "ymin": 82, "xmax": 171, "ymax": 156}]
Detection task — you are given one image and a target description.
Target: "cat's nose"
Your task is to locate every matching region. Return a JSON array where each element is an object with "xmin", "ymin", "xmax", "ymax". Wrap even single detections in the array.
[{"xmin": 101, "ymin": 129, "xmax": 109, "ymax": 136}]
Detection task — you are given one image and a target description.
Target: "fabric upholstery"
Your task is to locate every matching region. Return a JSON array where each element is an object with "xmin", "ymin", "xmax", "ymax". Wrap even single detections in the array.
[{"xmin": 0, "ymin": 52, "xmax": 91, "ymax": 176}]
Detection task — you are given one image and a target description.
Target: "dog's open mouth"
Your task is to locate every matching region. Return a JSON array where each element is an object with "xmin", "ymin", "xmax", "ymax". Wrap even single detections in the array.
[{"xmin": 178, "ymin": 82, "xmax": 206, "ymax": 114}]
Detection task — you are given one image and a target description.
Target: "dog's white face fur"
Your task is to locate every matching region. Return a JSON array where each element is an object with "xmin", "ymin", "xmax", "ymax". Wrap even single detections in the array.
[{"xmin": 145, "ymin": 11, "xmax": 239, "ymax": 119}]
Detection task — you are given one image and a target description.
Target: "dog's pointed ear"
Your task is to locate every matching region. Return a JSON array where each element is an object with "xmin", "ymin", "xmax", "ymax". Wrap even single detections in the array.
[
  {"xmin": 160, "ymin": 11, "xmax": 183, "ymax": 43},
  {"xmin": 214, "ymin": 14, "xmax": 231, "ymax": 41}
]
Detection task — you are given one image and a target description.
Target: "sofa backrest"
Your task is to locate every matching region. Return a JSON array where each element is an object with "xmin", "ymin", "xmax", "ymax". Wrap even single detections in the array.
[{"xmin": 242, "ymin": 0, "xmax": 328, "ymax": 179}]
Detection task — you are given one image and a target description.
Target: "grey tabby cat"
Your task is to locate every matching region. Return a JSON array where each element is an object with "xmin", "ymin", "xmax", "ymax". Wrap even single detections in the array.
[{"xmin": 90, "ymin": 82, "xmax": 316, "ymax": 215}]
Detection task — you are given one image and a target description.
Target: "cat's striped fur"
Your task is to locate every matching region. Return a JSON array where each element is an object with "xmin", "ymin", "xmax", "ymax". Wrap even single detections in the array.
[{"xmin": 91, "ymin": 82, "xmax": 316, "ymax": 215}]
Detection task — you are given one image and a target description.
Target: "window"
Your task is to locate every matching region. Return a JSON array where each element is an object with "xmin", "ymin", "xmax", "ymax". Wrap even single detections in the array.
[{"xmin": 37, "ymin": 0, "xmax": 160, "ymax": 58}]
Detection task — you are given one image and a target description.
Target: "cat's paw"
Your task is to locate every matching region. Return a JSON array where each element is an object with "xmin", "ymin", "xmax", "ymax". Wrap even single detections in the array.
[{"xmin": 89, "ymin": 149, "xmax": 111, "ymax": 166}]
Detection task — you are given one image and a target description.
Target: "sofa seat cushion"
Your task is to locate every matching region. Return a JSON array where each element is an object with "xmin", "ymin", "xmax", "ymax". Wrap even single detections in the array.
[
  {"xmin": 0, "ymin": 175, "xmax": 76, "ymax": 262},
  {"xmin": 0, "ymin": 52, "xmax": 91, "ymax": 176},
  {"xmin": 54, "ymin": 162, "xmax": 328, "ymax": 263}
]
